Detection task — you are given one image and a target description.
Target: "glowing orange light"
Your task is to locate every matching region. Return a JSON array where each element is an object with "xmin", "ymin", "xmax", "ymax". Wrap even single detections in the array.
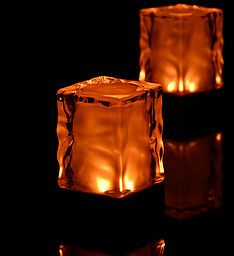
[
  {"xmin": 97, "ymin": 178, "xmax": 110, "ymax": 193},
  {"xmin": 58, "ymin": 166, "xmax": 63, "ymax": 178},
  {"xmin": 59, "ymin": 248, "xmax": 63, "ymax": 256},
  {"xmin": 156, "ymin": 239, "xmax": 165, "ymax": 255},
  {"xmin": 186, "ymin": 80, "xmax": 196, "ymax": 92},
  {"xmin": 139, "ymin": 70, "xmax": 145, "ymax": 81},
  {"xmin": 216, "ymin": 75, "xmax": 222, "ymax": 85},
  {"xmin": 119, "ymin": 177, "xmax": 123, "ymax": 192},
  {"xmin": 216, "ymin": 133, "xmax": 222, "ymax": 141},
  {"xmin": 124, "ymin": 177, "xmax": 134, "ymax": 191},
  {"xmin": 178, "ymin": 80, "xmax": 183, "ymax": 93},
  {"xmin": 167, "ymin": 81, "xmax": 176, "ymax": 92}
]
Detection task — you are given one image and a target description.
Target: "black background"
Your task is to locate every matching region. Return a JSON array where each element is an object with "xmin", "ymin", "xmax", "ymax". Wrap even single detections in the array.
[{"xmin": 42, "ymin": 0, "xmax": 232, "ymax": 255}]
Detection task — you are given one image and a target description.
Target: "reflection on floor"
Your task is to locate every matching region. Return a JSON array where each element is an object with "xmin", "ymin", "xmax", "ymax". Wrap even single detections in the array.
[
  {"xmin": 164, "ymin": 132, "xmax": 223, "ymax": 219},
  {"xmin": 59, "ymin": 239, "xmax": 165, "ymax": 256}
]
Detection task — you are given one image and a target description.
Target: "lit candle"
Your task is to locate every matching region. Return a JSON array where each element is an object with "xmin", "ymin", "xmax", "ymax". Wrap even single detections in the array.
[
  {"xmin": 57, "ymin": 76, "xmax": 164, "ymax": 198},
  {"xmin": 139, "ymin": 4, "xmax": 223, "ymax": 94}
]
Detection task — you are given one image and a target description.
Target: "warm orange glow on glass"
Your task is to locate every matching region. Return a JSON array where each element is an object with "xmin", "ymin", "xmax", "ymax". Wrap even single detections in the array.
[
  {"xmin": 139, "ymin": 70, "xmax": 146, "ymax": 81},
  {"xmin": 97, "ymin": 178, "xmax": 110, "ymax": 192},
  {"xmin": 186, "ymin": 80, "xmax": 196, "ymax": 92},
  {"xmin": 58, "ymin": 166, "xmax": 63, "ymax": 178},
  {"xmin": 164, "ymin": 132, "xmax": 223, "ymax": 219},
  {"xmin": 216, "ymin": 75, "xmax": 222, "ymax": 85},
  {"xmin": 124, "ymin": 177, "xmax": 134, "ymax": 191},
  {"xmin": 178, "ymin": 80, "xmax": 183, "ymax": 92},
  {"xmin": 56, "ymin": 76, "xmax": 164, "ymax": 198},
  {"xmin": 139, "ymin": 4, "xmax": 224, "ymax": 94},
  {"xmin": 119, "ymin": 177, "xmax": 123, "ymax": 192},
  {"xmin": 167, "ymin": 81, "xmax": 176, "ymax": 92}
]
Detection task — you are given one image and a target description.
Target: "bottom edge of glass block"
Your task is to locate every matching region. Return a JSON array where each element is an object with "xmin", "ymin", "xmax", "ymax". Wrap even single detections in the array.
[
  {"xmin": 165, "ymin": 200, "xmax": 222, "ymax": 220},
  {"xmin": 58, "ymin": 175, "xmax": 164, "ymax": 199}
]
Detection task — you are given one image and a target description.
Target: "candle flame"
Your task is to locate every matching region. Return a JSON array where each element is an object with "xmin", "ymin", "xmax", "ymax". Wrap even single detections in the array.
[
  {"xmin": 58, "ymin": 166, "xmax": 63, "ymax": 178},
  {"xmin": 187, "ymin": 81, "xmax": 196, "ymax": 92},
  {"xmin": 139, "ymin": 70, "xmax": 145, "ymax": 81},
  {"xmin": 159, "ymin": 160, "xmax": 164, "ymax": 174},
  {"xmin": 216, "ymin": 75, "xmax": 221, "ymax": 84},
  {"xmin": 167, "ymin": 81, "xmax": 176, "ymax": 92},
  {"xmin": 124, "ymin": 178, "xmax": 134, "ymax": 191},
  {"xmin": 179, "ymin": 79, "xmax": 183, "ymax": 92},
  {"xmin": 119, "ymin": 177, "xmax": 123, "ymax": 192},
  {"xmin": 97, "ymin": 178, "xmax": 110, "ymax": 192}
]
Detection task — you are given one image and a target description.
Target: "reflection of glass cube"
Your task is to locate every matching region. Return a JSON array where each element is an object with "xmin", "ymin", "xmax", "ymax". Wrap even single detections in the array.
[
  {"xmin": 56, "ymin": 76, "xmax": 164, "ymax": 198},
  {"xmin": 139, "ymin": 4, "xmax": 224, "ymax": 94},
  {"xmin": 59, "ymin": 239, "xmax": 165, "ymax": 256},
  {"xmin": 164, "ymin": 133, "xmax": 223, "ymax": 219}
]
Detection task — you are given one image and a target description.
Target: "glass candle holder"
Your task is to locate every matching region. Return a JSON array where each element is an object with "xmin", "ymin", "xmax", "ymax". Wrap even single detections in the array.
[
  {"xmin": 56, "ymin": 76, "xmax": 164, "ymax": 198},
  {"xmin": 164, "ymin": 132, "xmax": 223, "ymax": 219},
  {"xmin": 139, "ymin": 4, "xmax": 224, "ymax": 94}
]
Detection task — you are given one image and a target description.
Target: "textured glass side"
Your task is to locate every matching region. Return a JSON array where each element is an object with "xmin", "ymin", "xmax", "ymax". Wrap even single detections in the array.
[
  {"xmin": 57, "ymin": 76, "xmax": 164, "ymax": 198},
  {"xmin": 164, "ymin": 133, "xmax": 223, "ymax": 219},
  {"xmin": 139, "ymin": 4, "xmax": 224, "ymax": 94}
]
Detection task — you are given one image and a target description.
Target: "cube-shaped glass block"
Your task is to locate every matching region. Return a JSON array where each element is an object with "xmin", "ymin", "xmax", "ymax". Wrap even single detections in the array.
[
  {"xmin": 164, "ymin": 133, "xmax": 223, "ymax": 219},
  {"xmin": 57, "ymin": 76, "xmax": 164, "ymax": 198},
  {"xmin": 139, "ymin": 4, "xmax": 224, "ymax": 94}
]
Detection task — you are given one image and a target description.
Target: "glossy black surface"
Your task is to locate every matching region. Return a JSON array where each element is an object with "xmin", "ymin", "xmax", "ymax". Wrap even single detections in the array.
[{"xmin": 45, "ymin": 1, "xmax": 231, "ymax": 255}]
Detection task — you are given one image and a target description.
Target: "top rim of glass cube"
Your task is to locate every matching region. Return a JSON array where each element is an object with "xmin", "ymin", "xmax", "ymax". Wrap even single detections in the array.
[
  {"xmin": 140, "ymin": 4, "xmax": 223, "ymax": 18},
  {"xmin": 57, "ymin": 76, "xmax": 162, "ymax": 101}
]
